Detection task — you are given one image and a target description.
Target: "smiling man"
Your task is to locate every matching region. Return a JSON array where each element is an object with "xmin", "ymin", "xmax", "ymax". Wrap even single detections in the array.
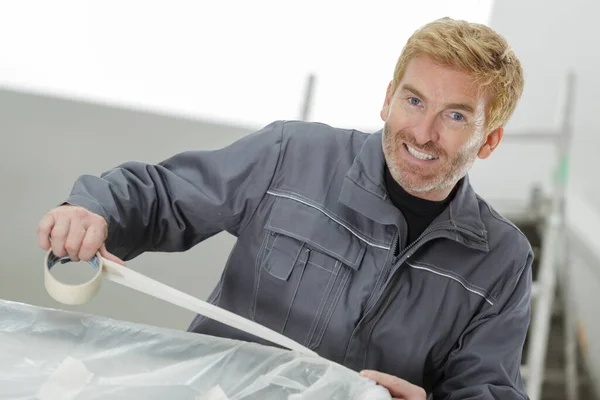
[
  {"xmin": 382, "ymin": 58, "xmax": 494, "ymax": 202},
  {"xmin": 37, "ymin": 17, "xmax": 530, "ymax": 399}
]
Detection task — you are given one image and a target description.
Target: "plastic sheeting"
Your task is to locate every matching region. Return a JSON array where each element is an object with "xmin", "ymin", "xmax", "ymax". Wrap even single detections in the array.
[{"xmin": 0, "ymin": 300, "xmax": 391, "ymax": 400}]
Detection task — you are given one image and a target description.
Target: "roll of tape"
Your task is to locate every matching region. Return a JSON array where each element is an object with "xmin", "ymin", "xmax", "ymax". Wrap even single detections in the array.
[
  {"xmin": 43, "ymin": 249, "xmax": 317, "ymax": 356},
  {"xmin": 44, "ymin": 251, "xmax": 103, "ymax": 306}
]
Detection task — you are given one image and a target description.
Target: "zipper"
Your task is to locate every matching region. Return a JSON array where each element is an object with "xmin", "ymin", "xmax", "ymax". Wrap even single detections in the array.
[
  {"xmin": 394, "ymin": 223, "xmax": 488, "ymax": 282},
  {"xmin": 361, "ymin": 223, "xmax": 486, "ymax": 319},
  {"xmin": 362, "ymin": 231, "xmax": 398, "ymax": 313},
  {"xmin": 399, "ymin": 223, "xmax": 486, "ymax": 262}
]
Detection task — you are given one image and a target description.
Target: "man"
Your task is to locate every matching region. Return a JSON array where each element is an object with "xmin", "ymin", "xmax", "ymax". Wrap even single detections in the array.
[{"xmin": 37, "ymin": 17, "xmax": 531, "ymax": 399}]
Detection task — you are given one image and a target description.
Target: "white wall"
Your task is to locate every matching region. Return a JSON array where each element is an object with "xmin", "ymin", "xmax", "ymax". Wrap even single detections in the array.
[
  {"xmin": 566, "ymin": 194, "xmax": 600, "ymax": 386},
  {"xmin": 0, "ymin": 88, "xmax": 247, "ymax": 330}
]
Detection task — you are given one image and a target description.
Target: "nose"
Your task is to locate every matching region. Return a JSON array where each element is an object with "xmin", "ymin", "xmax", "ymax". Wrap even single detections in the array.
[{"xmin": 412, "ymin": 113, "xmax": 439, "ymax": 145}]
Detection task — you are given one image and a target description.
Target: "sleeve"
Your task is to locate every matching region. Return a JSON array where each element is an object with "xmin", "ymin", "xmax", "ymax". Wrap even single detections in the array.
[
  {"xmin": 63, "ymin": 120, "xmax": 284, "ymax": 261},
  {"xmin": 431, "ymin": 251, "xmax": 533, "ymax": 400}
]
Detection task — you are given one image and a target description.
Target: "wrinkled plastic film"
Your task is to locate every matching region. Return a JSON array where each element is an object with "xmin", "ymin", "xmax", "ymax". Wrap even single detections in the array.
[{"xmin": 0, "ymin": 300, "xmax": 392, "ymax": 400}]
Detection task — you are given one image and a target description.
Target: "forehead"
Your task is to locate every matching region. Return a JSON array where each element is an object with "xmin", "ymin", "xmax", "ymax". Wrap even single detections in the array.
[{"xmin": 398, "ymin": 56, "xmax": 487, "ymax": 106}]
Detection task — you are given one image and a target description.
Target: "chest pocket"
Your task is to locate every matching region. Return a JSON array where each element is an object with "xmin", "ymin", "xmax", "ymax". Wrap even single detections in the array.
[{"xmin": 250, "ymin": 196, "xmax": 366, "ymax": 350}]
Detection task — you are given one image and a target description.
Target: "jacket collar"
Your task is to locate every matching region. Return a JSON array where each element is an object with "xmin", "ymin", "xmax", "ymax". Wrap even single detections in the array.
[{"xmin": 338, "ymin": 130, "xmax": 488, "ymax": 242}]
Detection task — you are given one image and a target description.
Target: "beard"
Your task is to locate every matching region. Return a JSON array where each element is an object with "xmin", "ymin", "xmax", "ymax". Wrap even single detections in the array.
[{"xmin": 382, "ymin": 121, "xmax": 482, "ymax": 194}]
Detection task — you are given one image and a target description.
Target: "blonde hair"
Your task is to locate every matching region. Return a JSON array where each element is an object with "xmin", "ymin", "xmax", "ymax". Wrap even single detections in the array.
[{"xmin": 391, "ymin": 17, "xmax": 524, "ymax": 133}]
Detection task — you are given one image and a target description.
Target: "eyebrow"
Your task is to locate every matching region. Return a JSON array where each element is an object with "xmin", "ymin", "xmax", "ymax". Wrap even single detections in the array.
[
  {"xmin": 401, "ymin": 84, "xmax": 476, "ymax": 114},
  {"xmin": 445, "ymin": 102, "xmax": 475, "ymax": 114}
]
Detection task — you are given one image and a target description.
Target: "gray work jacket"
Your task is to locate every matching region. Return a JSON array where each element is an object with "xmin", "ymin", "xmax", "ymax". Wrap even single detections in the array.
[{"xmin": 66, "ymin": 120, "xmax": 533, "ymax": 399}]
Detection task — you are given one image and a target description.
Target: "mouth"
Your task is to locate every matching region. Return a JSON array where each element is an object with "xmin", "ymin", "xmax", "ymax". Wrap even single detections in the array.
[{"xmin": 404, "ymin": 143, "xmax": 439, "ymax": 161}]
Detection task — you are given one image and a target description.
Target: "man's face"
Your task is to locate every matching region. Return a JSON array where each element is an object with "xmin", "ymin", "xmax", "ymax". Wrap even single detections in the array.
[{"xmin": 381, "ymin": 56, "xmax": 502, "ymax": 200}]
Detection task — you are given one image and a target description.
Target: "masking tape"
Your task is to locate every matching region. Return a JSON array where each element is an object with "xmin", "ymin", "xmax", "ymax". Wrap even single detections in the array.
[
  {"xmin": 195, "ymin": 385, "xmax": 230, "ymax": 400},
  {"xmin": 44, "ymin": 251, "xmax": 103, "ymax": 305},
  {"xmin": 43, "ymin": 249, "xmax": 317, "ymax": 357},
  {"xmin": 36, "ymin": 356, "xmax": 94, "ymax": 400}
]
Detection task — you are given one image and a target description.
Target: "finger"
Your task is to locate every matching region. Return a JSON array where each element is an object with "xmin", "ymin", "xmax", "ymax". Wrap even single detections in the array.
[
  {"xmin": 78, "ymin": 225, "xmax": 105, "ymax": 261},
  {"xmin": 360, "ymin": 370, "xmax": 426, "ymax": 400},
  {"xmin": 37, "ymin": 213, "xmax": 56, "ymax": 250},
  {"xmin": 64, "ymin": 220, "xmax": 89, "ymax": 262},
  {"xmin": 50, "ymin": 214, "xmax": 71, "ymax": 257},
  {"xmin": 99, "ymin": 244, "xmax": 126, "ymax": 266}
]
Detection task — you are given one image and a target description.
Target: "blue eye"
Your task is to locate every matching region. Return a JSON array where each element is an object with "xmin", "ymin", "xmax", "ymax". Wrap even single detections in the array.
[
  {"xmin": 409, "ymin": 97, "xmax": 421, "ymax": 106},
  {"xmin": 451, "ymin": 112, "xmax": 464, "ymax": 121}
]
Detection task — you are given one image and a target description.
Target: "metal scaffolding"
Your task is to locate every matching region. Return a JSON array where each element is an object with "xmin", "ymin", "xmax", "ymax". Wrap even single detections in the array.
[{"xmin": 517, "ymin": 72, "xmax": 579, "ymax": 400}]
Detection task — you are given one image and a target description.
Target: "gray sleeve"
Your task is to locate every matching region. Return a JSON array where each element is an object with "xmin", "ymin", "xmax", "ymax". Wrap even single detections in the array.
[
  {"xmin": 431, "ymin": 251, "xmax": 533, "ymax": 400},
  {"xmin": 64, "ymin": 120, "xmax": 284, "ymax": 261}
]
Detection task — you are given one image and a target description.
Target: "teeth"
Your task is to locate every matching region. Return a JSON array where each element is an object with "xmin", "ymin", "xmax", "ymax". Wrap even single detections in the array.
[{"xmin": 406, "ymin": 144, "xmax": 436, "ymax": 160}]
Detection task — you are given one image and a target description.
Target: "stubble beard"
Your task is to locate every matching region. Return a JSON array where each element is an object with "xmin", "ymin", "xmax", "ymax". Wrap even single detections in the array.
[{"xmin": 382, "ymin": 121, "xmax": 482, "ymax": 195}]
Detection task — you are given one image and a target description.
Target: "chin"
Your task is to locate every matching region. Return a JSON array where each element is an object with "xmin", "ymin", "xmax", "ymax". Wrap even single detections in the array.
[
  {"xmin": 401, "ymin": 179, "xmax": 440, "ymax": 194},
  {"xmin": 390, "ymin": 168, "xmax": 431, "ymax": 191}
]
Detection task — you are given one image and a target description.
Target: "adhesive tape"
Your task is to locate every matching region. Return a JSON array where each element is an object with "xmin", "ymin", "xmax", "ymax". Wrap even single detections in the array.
[
  {"xmin": 44, "ymin": 251, "xmax": 104, "ymax": 306},
  {"xmin": 42, "ymin": 249, "xmax": 318, "ymax": 356}
]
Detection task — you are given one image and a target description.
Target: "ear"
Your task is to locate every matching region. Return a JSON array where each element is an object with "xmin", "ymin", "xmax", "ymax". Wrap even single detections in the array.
[
  {"xmin": 380, "ymin": 81, "xmax": 394, "ymax": 121},
  {"xmin": 477, "ymin": 127, "xmax": 504, "ymax": 159}
]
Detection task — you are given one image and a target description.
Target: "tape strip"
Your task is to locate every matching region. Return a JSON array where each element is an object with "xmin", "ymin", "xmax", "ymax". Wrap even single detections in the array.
[
  {"xmin": 43, "ymin": 250, "xmax": 317, "ymax": 356},
  {"xmin": 36, "ymin": 356, "xmax": 93, "ymax": 400},
  {"xmin": 195, "ymin": 385, "xmax": 230, "ymax": 400}
]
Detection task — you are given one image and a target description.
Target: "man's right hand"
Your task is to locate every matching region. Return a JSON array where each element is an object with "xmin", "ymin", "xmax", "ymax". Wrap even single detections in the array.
[{"xmin": 37, "ymin": 205, "xmax": 124, "ymax": 265}]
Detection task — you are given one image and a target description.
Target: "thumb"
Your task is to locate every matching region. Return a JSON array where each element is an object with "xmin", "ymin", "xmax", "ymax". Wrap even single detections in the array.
[
  {"xmin": 99, "ymin": 244, "xmax": 126, "ymax": 266},
  {"xmin": 360, "ymin": 370, "xmax": 426, "ymax": 400}
]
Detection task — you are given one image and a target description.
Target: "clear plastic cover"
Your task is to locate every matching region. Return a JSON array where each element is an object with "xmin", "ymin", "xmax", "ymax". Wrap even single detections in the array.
[{"xmin": 0, "ymin": 300, "xmax": 391, "ymax": 400}]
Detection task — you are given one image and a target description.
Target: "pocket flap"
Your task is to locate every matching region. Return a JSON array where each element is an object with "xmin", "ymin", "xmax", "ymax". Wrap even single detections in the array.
[{"xmin": 266, "ymin": 197, "xmax": 367, "ymax": 270}]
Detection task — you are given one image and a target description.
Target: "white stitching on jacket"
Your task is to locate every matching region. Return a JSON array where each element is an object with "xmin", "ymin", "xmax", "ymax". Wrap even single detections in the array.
[
  {"xmin": 266, "ymin": 190, "xmax": 390, "ymax": 250},
  {"xmin": 406, "ymin": 261, "xmax": 495, "ymax": 306}
]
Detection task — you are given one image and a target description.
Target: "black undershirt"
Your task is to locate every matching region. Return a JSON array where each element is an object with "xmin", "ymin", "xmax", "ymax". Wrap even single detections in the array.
[{"xmin": 384, "ymin": 163, "xmax": 456, "ymax": 251}]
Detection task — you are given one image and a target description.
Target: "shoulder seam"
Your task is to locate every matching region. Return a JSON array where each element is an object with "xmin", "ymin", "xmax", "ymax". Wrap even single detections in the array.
[{"xmin": 237, "ymin": 120, "xmax": 285, "ymax": 236}]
